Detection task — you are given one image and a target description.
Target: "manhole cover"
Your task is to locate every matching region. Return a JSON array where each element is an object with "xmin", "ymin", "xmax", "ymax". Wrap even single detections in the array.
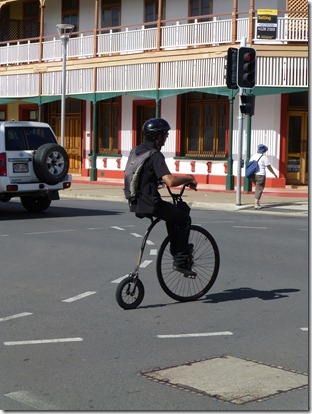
[{"xmin": 142, "ymin": 356, "xmax": 308, "ymax": 404}]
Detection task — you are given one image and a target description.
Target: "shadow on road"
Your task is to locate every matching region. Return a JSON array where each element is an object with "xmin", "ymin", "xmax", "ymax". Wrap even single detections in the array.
[
  {"xmin": 203, "ymin": 287, "xmax": 300, "ymax": 303},
  {"xmin": 0, "ymin": 201, "xmax": 123, "ymax": 220}
]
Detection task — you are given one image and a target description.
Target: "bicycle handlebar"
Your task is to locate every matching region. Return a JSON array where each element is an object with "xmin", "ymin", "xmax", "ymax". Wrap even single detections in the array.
[{"xmin": 165, "ymin": 182, "xmax": 197, "ymax": 203}]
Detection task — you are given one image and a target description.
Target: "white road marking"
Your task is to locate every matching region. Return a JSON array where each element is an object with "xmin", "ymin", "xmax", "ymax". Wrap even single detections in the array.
[
  {"xmin": 300, "ymin": 327, "xmax": 308, "ymax": 331},
  {"xmin": 150, "ymin": 249, "xmax": 157, "ymax": 255},
  {"xmin": 111, "ymin": 275, "xmax": 129, "ymax": 283},
  {"xmin": 146, "ymin": 240, "xmax": 154, "ymax": 245},
  {"xmin": 0, "ymin": 234, "xmax": 9, "ymax": 237},
  {"xmin": 0, "ymin": 312, "xmax": 33, "ymax": 322},
  {"xmin": 5, "ymin": 391, "xmax": 58, "ymax": 410},
  {"xmin": 140, "ymin": 260, "xmax": 153, "ymax": 268},
  {"xmin": 87, "ymin": 227, "xmax": 106, "ymax": 230},
  {"xmin": 62, "ymin": 291, "xmax": 96, "ymax": 302},
  {"xmin": 233, "ymin": 226, "xmax": 267, "ymax": 229},
  {"xmin": 4, "ymin": 337, "xmax": 83, "ymax": 346},
  {"xmin": 110, "ymin": 226, "xmax": 124, "ymax": 231},
  {"xmin": 24, "ymin": 229, "xmax": 75, "ymax": 235},
  {"xmin": 157, "ymin": 332, "xmax": 233, "ymax": 338},
  {"xmin": 131, "ymin": 233, "xmax": 142, "ymax": 237}
]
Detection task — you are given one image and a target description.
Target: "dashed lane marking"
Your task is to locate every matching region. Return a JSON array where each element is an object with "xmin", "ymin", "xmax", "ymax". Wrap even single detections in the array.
[
  {"xmin": 87, "ymin": 227, "xmax": 107, "ymax": 230},
  {"xmin": 62, "ymin": 291, "xmax": 96, "ymax": 303},
  {"xmin": 140, "ymin": 260, "xmax": 153, "ymax": 268},
  {"xmin": 5, "ymin": 391, "xmax": 59, "ymax": 410},
  {"xmin": 111, "ymin": 275, "xmax": 128, "ymax": 283},
  {"xmin": 146, "ymin": 240, "xmax": 154, "ymax": 245},
  {"xmin": 233, "ymin": 226, "xmax": 267, "ymax": 229},
  {"xmin": 301, "ymin": 327, "xmax": 308, "ymax": 331},
  {"xmin": 24, "ymin": 230, "xmax": 75, "ymax": 235},
  {"xmin": 110, "ymin": 226, "xmax": 125, "ymax": 231},
  {"xmin": 157, "ymin": 332, "xmax": 233, "ymax": 338},
  {"xmin": 111, "ymin": 258, "xmax": 154, "ymax": 283},
  {"xmin": 0, "ymin": 312, "xmax": 33, "ymax": 322},
  {"xmin": 4, "ymin": 337, "xmax": 83, "ymax": 346},
  {"xmin": 150, "ymin": 249, "xmax": 157, "ymax": 255},
  {"xmin": 131, "ymin": 233, "xmax": 142, "ymax": 237}
]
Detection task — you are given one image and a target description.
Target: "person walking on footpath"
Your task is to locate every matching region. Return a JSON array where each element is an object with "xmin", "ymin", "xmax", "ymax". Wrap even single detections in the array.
[{"xmin": 250, "ymin": 144, "xmax": 277, "ymax": 209}]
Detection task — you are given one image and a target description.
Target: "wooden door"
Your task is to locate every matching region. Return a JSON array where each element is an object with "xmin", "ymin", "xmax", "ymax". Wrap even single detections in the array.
[{"xmin": 51, "ymin": 115, "xmax": 82, "ymax": 174}]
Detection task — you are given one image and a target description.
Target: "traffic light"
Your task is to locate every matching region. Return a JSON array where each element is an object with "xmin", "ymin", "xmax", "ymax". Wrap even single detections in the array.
[
  {"xmin": 240, "ymin": 94, "xmax": 255, "ymax": 116},
  {"xmin": 237, "ymin": 47, "xmax": 256, "ymax": 89},
  {"xmin": 225, "ymin": 47, "xmax": 238, "ymax": 89}
]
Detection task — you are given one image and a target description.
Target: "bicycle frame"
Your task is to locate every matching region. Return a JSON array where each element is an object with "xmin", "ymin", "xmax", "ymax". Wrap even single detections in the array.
[
  {"xmin": 131, "ymin": 217, "xmax": 160, "ymax": 278},
  {"xmin": 130, "ymin": 184, "xmax": 194, "ymax": 278}
]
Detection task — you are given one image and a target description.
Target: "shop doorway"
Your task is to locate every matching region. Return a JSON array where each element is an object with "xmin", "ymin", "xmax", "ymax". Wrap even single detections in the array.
[
  {"xmin": 286, "ymin": 112, "xmax": 308, "ymax": 185},
  {"xmin": 49, "ymin": 99, "xmax": 82, "ymax": 174},
  {"xmin": 50, "ymin": 115, "xmax": 82, "ymax": 174}
]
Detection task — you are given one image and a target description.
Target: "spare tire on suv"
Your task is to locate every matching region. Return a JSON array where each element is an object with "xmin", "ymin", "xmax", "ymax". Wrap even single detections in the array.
[{"xmin": 33, "ymin": 143, "xmax": 69, "ymax": 185}]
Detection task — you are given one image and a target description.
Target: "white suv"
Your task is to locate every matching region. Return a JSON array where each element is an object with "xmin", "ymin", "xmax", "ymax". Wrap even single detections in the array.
[{"xmin": 0, "ymin": 121, "xmax": 72, "ymax": 212}]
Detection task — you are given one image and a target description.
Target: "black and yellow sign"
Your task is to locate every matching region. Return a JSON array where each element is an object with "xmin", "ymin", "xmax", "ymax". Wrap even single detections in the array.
[{"xmin": 257, "ymin": 9, "xmax": 278, "ymax": 39}]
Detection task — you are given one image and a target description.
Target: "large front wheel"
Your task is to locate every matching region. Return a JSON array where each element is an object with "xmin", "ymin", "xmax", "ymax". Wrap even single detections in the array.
[{"xmin": 157, "ymin": 225, "xmax": 220, "ymax": 302}]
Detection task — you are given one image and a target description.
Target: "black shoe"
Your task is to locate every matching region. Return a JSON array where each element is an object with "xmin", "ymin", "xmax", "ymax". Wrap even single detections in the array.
[{"xmin": 173, "ymin": 264, "xmax": 197, "ymax": 278}]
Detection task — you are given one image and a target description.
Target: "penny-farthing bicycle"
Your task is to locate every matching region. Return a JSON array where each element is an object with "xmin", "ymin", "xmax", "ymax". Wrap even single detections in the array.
[{"xmin": 116, "ymin": 184, "xmax": 220, "ymax": 309}]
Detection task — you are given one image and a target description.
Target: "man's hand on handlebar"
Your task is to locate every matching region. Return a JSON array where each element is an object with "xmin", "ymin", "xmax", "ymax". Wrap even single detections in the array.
[
  {"xmin": 187, "ymin": 181, "xmax": 197, "ymax": 191},
  {"xmin": 186, "ymin": 175, "xmax": 198, "ymax": 191}
]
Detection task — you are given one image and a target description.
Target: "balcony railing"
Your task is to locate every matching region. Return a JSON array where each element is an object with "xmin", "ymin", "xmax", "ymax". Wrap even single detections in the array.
[{"xmin": 0, "ymin": 15, "xmax": 307, "ymax": 66}]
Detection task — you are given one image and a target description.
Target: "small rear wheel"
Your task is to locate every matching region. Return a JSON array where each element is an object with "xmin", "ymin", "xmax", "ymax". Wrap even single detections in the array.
[
  {"xmin": 157, "ymin": 225, "xmax": 220, "ymax": 302},
  {"xmin": 116, "ymin": 276, "xmax": 144, "ymax": 310}
]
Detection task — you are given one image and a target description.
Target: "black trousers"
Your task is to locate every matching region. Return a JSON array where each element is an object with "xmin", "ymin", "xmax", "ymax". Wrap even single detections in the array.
[{"xmin": 153, "ymin": 200, "xmax": 191, "ymax": 265}]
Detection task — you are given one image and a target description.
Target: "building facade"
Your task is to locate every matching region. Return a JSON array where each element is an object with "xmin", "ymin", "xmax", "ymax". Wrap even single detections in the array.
[{"xmin": 0, "ymin": 0, "xmax": 308, "ymax": 188}]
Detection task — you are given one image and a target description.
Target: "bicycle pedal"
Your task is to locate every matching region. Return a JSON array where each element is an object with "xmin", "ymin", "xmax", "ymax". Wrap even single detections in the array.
[{"xmin": 184, "ymin": 274, "xmax": 196, "ymax": 279}]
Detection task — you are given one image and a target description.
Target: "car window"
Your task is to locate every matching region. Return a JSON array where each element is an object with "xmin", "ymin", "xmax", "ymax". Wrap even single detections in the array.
[
  {"xmin": 5, "ymin": 127, "xmax": 57, "ymax": 150},
  {"xmin": 24, "ymin": 127, "xmax": 56, "ymax": 149},
  {"xmin": 5, "ymin": 128, "xmax": 27, "ymax": 150}
]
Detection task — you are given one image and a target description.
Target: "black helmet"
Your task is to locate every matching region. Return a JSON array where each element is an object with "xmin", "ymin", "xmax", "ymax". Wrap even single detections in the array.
[{"xmin": 142, "ymin": 118, "xmax": 171, "ymax": 141}]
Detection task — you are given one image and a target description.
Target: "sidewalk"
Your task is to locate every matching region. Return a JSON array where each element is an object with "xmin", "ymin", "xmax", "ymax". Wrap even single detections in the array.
[{"xmin": 60, "ymin": 176, "xmax": 309, "ymax": 215}]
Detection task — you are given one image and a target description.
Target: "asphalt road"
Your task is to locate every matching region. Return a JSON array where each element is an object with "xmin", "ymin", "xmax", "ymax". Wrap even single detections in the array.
[{"xmin": 0, "ymin": 199, "xmax": 308, "ymax": 410}]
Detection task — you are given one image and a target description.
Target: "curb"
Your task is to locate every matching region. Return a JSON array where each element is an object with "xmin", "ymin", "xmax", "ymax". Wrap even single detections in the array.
[{"xmin": 60, "ymin": 193, "xmax": 308, "ymax": 215}]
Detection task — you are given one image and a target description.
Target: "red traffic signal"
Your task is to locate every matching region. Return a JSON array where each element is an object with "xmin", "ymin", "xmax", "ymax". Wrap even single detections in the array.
[{"xmin": 237, "ymin": 47, "xmax": 256, "ymax": 89}]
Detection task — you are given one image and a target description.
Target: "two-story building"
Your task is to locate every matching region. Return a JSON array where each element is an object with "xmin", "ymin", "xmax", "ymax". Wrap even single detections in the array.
[{"xmin": 0, "ymin": 0, "xmax": 308, "ymax": 188}]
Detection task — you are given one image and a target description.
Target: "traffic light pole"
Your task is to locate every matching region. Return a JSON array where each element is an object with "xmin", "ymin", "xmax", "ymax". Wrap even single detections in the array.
[
  {"xmin": 235, "ymin": 37, "xmax": 247, "ymax": 206},
  {"xmin": 236, "ymin": 88, "xmax": 244, "ymax": 205},
  {"xmin": 225, "ymin": 37, "xmax": 256, "ymax": 203}
]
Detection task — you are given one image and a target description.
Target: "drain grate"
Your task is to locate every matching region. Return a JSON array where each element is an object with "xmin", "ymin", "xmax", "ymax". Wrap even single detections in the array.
[{"xmin": 142, "ymin": 356, "xmax": 308, "ymax": 404}]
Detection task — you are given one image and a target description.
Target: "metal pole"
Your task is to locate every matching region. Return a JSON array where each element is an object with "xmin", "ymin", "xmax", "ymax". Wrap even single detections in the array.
[
  {"xmin": 60, "ymin": 35, "xmax": 68, "ymax": 148},
  {"xmin": 236, "ymin": 92, "xmax": 244, "ymax": 205},
  {"xmin": 243, "ymin": 109, "xmax": 252, "ymax": 191},
  {"xmin": 236, "ymin": 36, "xmax": 247, "ymax": 205},
  {"xmin": 226, "ymin": 93, "xmax": 235, "ymax": 190},
  {"xmin": 90, "ymin": 100, "xmax": 98, "ymax": 181}
]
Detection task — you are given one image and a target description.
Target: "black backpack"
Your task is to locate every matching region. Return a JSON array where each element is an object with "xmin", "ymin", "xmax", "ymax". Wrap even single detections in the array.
[{"xmin": 123, "ymin": 147, "xmax": 158, "ymax": 205}]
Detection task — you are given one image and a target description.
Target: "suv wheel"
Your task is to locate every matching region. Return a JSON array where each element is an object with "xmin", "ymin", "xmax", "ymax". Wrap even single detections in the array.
[
  {"xmin": 20, "ymin": 195, "xmax": 51, "ymax": 212},
  {"xmin": 34, "ymin": 143, "xmax": 69, "ymax": 185}
]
